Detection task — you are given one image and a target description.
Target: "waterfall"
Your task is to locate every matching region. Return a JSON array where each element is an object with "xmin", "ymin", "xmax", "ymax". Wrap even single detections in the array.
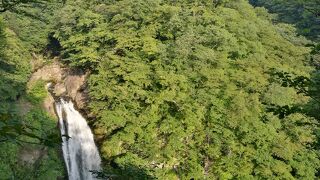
[{"xmin": 55, "ymin": 99, "xmax": 101, "ymax": 180}]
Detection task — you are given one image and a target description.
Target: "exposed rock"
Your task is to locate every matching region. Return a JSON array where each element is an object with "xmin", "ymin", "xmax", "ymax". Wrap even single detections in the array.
[
  {"xmin": 63, "ymin": 69, "xmax": 88, "ymax": 109},
  {"xmin": 43, "ymin": 94, "xmax": 56, "ymax": 117},
  {"xmin": 53, "ymin": 82, "xmax": 67, "ymax": 97},
  {"xmin": 30, "ymin": 53, "xmax": 47, "ymax": 72},
  {"xmin": 75, "ymin": 90, "xmax": 89, "ymax": 109},
  {"xmin": 65, "ymin": 72, "xmax": 85, "ymax": 98},
  {"xmin": 29, "ymin": 61, "xmax": 89, "ymax": 114},
  {"xmin": 29, "ymin": 61, "xmax": 66, "ymax": 86}
]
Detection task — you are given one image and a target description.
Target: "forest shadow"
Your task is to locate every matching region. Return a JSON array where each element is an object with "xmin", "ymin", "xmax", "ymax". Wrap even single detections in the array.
[
  {"xmin": 303, "ymin": 71, "xmax": 320, "ymax": 120},
  {"xmin": 0, "ymin": 60, "xmax": 15, "ymax": 73},
  {"xmin": 91, "ymin": 163, "xmax": 155, "ymax": 180},
  {"xmin": 249, "ymin": 0, "xmax": 320, "ymax": 40}
]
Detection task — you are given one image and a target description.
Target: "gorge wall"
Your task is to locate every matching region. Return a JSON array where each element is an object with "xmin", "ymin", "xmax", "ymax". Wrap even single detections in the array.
[{"xmin": 28, "ymin": 61, "xmax": 90, "ymax": 117}]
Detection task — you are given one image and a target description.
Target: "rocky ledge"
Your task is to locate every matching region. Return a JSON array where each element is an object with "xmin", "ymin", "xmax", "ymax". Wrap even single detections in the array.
[{"xmin": 28, "ymin": 61, "xmax": 90, "ymax": 117}]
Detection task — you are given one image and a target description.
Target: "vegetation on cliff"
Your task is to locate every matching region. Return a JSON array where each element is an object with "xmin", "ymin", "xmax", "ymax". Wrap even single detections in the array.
[
  {"xmin": 0, "ymin": 3, "xmax": 65, "ymax": 179},
  {"xmin": 53, "ymin": 0, "xmax": 320, "ymax": 179},
  {"xmin": 1, "ymin": 0, "xmax": 320, "ymax": 179}
]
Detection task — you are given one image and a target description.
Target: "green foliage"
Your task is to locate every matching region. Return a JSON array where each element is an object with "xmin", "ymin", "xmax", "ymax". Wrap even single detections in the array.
[
  {"xmin": 52, "ymin": 0, "xmax": 320, "ymax": 179},
  {"xmin": 250, "ymin": 0, "xmax": 320, "ymax": 40},
  {"xmin": 0, "ymin": 80, "xmax": 64, "ymax": 178},
  {"xmin": 0, "ymin": 0, "xmax": 53, "ymax": 13},
  {"xmin": 0, "ymin": 25, "xmax": 30, "ymax": 104},
  {"xmin": 0, "ymin": 15, "xmax": 65, "ymax": 179},
  {"xmin": 1, "ymin": 0, "xmax": 64, "ymax": 52},
  {"xmin": 0, "ymin": 109, "xmax": 65, "ymax": 179},
  {"xmin": 26, "ymin": 80, "xmax": 48, "ymax": 104},
  {"xmin": 0, "ymin": 18, "xmax": 5, "ymax": 56},
  {"xmin": 0, "ymin": 0, "xmax": 320, "ymax": 179}
]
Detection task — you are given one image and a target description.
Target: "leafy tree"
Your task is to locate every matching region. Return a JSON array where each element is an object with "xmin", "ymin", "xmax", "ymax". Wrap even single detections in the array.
[
  {"xmin": 1, "ymin": 0, "xmax": 320, "ymax": 179},
  {"xmin": 53, "ymin": 0, "xmax": 320, "ymax": 179},
  {"xmin": 0, "ymin": 6, "xmax": 65, "ymax": 178},
  {"xmin": 0, "ymin": 0, "xmax": 52, "ymax": 13},
  {"xmin": 250, "ymin": 0, "xmax": 320, "ymax": 40}
]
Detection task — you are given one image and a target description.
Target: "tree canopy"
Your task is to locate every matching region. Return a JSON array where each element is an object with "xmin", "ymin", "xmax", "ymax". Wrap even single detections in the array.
[
  {"xmin": 0, "ymin": 3, "xmax": 65, "ymax": 179},
  {"xmin": 250, "ymin": 0, "xmax": 320, "ymax": 40},
  {"xmin": 51, "ymin": 0, "xmax": 320, "ymax": 178},
  {"xmin": 0, "ymin": 0, "xmax": 48, "ymax": 12},
  {"xmin": 1, "ymin": 0, "xmax": 320, "ymax": 179}
]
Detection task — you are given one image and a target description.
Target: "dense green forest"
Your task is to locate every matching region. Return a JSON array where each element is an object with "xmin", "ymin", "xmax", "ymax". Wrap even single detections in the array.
[
  {"xmin": 250, "ymin": 0, "xmax": 320, "ymax": 40},
  {"xmin": 1, "ymin": 0, "xmax": 320, "ymax": 179},
  {"xmin": 0, "ymin": 1, "xmax": 65, "ymax": 179}
]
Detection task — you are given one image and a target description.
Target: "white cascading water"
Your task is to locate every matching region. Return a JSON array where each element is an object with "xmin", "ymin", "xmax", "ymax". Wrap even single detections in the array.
[{"xmin": 55, "ymin": 99, "xmax": 101, "ymax": 180}]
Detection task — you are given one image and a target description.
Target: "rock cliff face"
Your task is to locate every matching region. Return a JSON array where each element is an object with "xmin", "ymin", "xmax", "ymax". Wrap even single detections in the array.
[
  {"xmin": 54, "ymin": 69, "xmax": 89, "ymax": 110},
  {"xmin": 28, "ymin": 61, "xmax": 89, "ymax": 116},
  {"xmin": 25, "ymin": 61, "xmax": 91, "ymax": 178}
]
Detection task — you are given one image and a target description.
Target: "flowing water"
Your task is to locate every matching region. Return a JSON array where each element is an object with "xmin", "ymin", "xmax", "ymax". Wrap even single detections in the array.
[{"xmin": 56, "ymin": 99, "xmax": 101, "ymax": 180}]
